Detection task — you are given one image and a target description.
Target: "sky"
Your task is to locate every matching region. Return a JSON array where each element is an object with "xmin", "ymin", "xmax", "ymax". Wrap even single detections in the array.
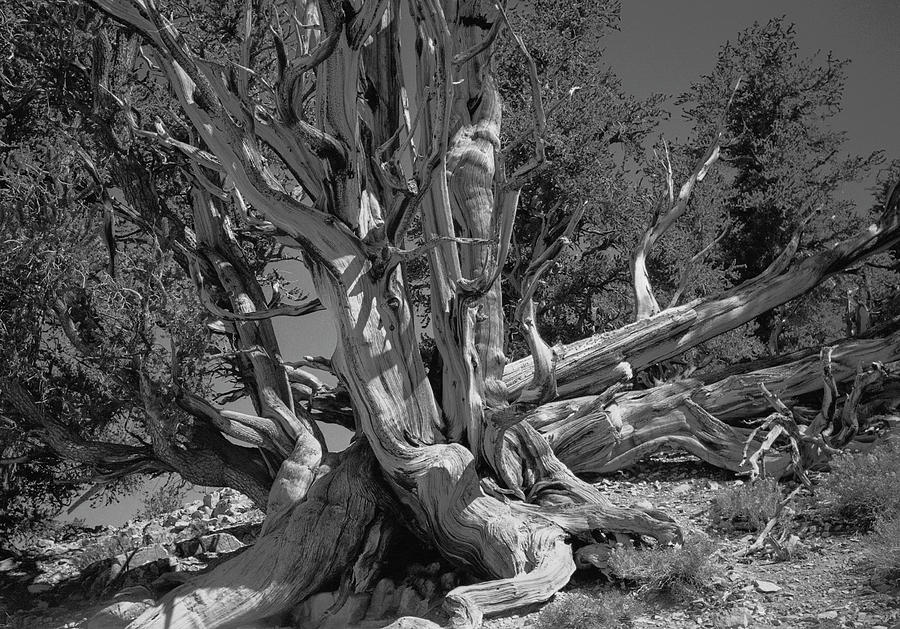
[
  {"xmin": 603, "ymin": 1, "xmax": 900, "ymax": 175},
  {"xmin": 62, "ymin": 1, "xmax": 900, "ymax": 526}
]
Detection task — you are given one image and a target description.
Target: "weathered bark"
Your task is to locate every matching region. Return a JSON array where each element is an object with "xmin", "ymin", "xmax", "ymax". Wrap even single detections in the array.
[
  {"xmin": 128, "ymin": 444, "xmax": 381, "ymax": 628},
  {"xmin": 530, "ymin": 329, "xmax": 900, "ymax": 476},
  {"xmin": 80, "ymin": 1, "xmax": 898, "ymax": 628},
  {"xmin": 505, "ymin": 190, "xmax": 900, "ymax": 399}
]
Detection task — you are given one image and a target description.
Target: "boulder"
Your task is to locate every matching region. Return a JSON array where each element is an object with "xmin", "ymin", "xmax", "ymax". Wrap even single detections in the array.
[
  {"xmin": 367, "ymin": 578, "xmax": 396, "ymax": 619},
  {"xmin": 141, "ymin": 522, "xmax": 168, "ymax": 546},
  {"xmin": 27, "ymin": 583, "xmax": 52, "ymax": 594},
  {"xmin": 128, "ymin": 544, "xmax": 169, "ymax": 569},
  {"xmin": 438, "ymin": 572, "xmax": 457, "ymax": 592},
  {"xmin": 574, "ymin": 543, "xmax": 612, "ymax": 571},
  {"xmin": 198, "ymin": 533, "xmax": 244, "ymax": 555},
  {"xmin": 0, "ymin": 557, "xmax": 18, "ymax": 572},
  {"xmin": 396, "ymin": 585, "xmax": 427, "ymax": 616},
  {"xmin": 292, "ymin": 591, "xmax": 335, "ymax": 628},
  {"xmin": 211, "ymin": 499, "xmax": 231, "ymax": 518},
  {"xmin": 115, "ymin": 585, "xmax": 154, "ymax": 601},
  {"xmin": 413, "ymin": 576, "xmax": 436, "ymax": 601},
  {"xmin": 150, "ymin": 571, "xmax": 192, "ymax": 595},
  {"xmin": 290, "ymin": 591, "xmax": 369, "ymax": 629},
  {"xmin": 89, "ymin": 560, "xmax": 124, "ymax": 595},
  {"xmin": 202, "ymin": 492, "xmax": 219, "ymax": 510},
  {"xmin": 321, "ymin": 593, "xmax": 369, "ymax": 629},
  {"xmin": 175, "ymin": 538, "xmax": 201, "ymax": 557}
]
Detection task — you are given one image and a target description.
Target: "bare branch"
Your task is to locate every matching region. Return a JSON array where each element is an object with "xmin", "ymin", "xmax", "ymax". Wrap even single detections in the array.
[{"xmin": 632, "ymin": 77, "xmax": 741, "ymax": 320}]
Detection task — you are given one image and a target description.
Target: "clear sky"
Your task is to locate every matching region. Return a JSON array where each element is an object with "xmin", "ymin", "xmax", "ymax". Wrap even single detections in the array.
[
  {"xmin": 602, "ymin": 1, "xmax": 900, "ymax": 175},
  {"xmin": 63, "ymin": 1, "xmax": 899, "ymax": 527}
]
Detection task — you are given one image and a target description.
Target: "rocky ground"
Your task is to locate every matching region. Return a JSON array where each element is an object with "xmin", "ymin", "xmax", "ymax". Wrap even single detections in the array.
[
  {"xmin": 484, "ymin": 456, "xmax": 900, "ymax": 629},
  {"xmin": 1, "ymin": 455, "xmax": 897, "ymax": 628}
]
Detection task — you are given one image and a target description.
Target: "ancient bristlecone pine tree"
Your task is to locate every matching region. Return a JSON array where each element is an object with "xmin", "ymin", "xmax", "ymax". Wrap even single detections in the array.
[{"xmin": 72, "ymin": 0, "xmax": 900, "ymax": 627}]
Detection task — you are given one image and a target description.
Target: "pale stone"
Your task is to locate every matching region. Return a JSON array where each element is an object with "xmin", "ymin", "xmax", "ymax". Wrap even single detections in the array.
[
  {"xmin": 755, "ymin": 580, "xmax": 782, "ymax": 593},
  {"xmin": 211, "ymin": 499, "xmax": 231, "ymax": 518},
  {"xmin": 396, "ymin": 585, "xmax": 427, "ymax": 616},
  {"xmin": 27, "ymin": 583, "xmax": 52, "ymax": 594},
  {"xmin": 128, "ymin": 544, "xmax": 169, "ymax": 568},
  {"xmin": 319, "ymin": 593, "xmax": 370, "ymax": 629},
  {"xmin": 367, "ymin": 578, "xmax": 396, "ymax": 619},
  {"xmin": 198, "ymin": 532, "xmax": 244, "ymax": 554},
  {"xmin": 202, "ymin": 492, "xmax": 219, "ymax": 510}
]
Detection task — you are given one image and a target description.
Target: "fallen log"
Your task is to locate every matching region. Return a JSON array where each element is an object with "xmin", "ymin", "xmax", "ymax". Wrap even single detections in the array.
[{"xmin": 530, "ymin": 330, "xmax": 900, "ymax": 476}]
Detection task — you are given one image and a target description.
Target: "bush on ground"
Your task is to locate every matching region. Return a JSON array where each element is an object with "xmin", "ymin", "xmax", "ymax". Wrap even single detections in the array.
[
  {"xmin": 862, "ymin": 514, "xmax": 900, "ymax": 585},
  {"xmin": 820, "ymin": 439, "xmax": 900, "ymax": 527},
  {"xmin": 709, "ymin": 478, "xmax": 781, "ymax": 531},
  {"xmin": 608, "ymin": 532, "xmax": 723, "ymax": 603},
  {"xmin": 75, "ymin": 532, "xmax": 141, "ymax": 570},
  {"xmin": 533, "ymin": 590, "xmax": 634, "ymax": 629},
  {"xmin": 136, "ymin": 480, "xmax": 186, "ymax": 521}
]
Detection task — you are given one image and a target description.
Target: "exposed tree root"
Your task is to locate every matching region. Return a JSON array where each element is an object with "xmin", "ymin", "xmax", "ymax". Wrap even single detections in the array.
[{"xmin": 127, "ymin": 445, "xmax": 381, "ymax": 629}]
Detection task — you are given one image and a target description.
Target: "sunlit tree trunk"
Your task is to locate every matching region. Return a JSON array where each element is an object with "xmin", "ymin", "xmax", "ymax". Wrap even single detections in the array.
[{"xmin": 82, "ymin": 1, "xmax": 900, "ymax": 626}]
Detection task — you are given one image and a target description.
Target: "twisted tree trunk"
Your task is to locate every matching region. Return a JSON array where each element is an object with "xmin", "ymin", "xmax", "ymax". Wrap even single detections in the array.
[{"xmin": 80, "ymin": 1, "xmax": 900, "ymax": 627}]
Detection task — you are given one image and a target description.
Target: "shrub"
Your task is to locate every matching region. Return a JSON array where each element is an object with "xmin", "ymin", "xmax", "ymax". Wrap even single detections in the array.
[
  {"xmin": 136, "ymin": 480, "xmax": 186, "ymax": 520},
  {"xmin": 534, "ymin": 590, "xmax": 634, "ymax": 629},
  {"xmin": 709, "ymin": 478, "xmax": 780, "ymax": 531},
  {"xmin": 862, "ymin": 514, "xmax": 900, "ymax": 584},
  {"xmin": 820, "ymin": 439, "xmax": 900, "ymax": 527},
  {"xmin": 608, "ymin": 533, "xmax": 723, "ymax": 603},
  {"xmin": 75, "ymin": 532, "xmax": 143, "ymax": 571}
]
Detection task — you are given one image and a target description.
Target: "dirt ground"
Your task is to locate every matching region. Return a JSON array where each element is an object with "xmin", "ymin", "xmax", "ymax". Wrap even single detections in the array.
[
  {"xmin": 2, "ymin": 452, "xmax": 898, "ymax": 629},
  {"xmin": 486, "ymin": 453, "xmax": 900, "ymax": 629}
]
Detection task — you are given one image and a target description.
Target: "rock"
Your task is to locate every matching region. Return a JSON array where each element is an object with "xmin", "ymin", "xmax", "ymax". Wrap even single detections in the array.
[
  {"xmin": 438, "ymin": 572, "xmax": 457, "ymax": 592},
  {"xmin": 202, "ymin": 492, "xmax": 219, "ymax": 510},
  {"xmin": 114, "ymin": 585, "xmax": 154, "ymax": 602},
  {"xmin": 176, "ymin": 538, "xmax": 201, "ymax": 557},
  {"xmin": 0, "ymin": 558, "xmax": 19, "ymax": 572},
  {"xmin": 151, "ymin": 571, "xmax": 192, "ymax": 595},
  {"xmin": 367, "ymin": 578, "xmax": 396, "ymax": 619},
  {"xmin": 673, "ymin": 482, "xmax": 692, "ymax": 495},
  {"xmin": 319, "ymin": 593, "xmax": 370, "ymax": 629},
  {"xmin": 396, "ymin": 585, "xmax": 427, "ymax": 616},
  {"xmin": 292, "ymin": 591, "xmax": 336, "ymax": 628},
  {"xmin": 413, "ymin": 576, "xmax": 436, "ymax": 601},
  {"xmin": 719, "ymin": 610, "xmax": 751, "ymax": 627},
  {"xmin": 575, "ymin": 543, "xmax": 611, "ymax": 570},
  {"xmin": 817, "ymin": 611, "xmax": 839, "ymax": 620},
  {"xmin": 755, "ymin": 580, "xmax": 782, "ymax": 593},
  {"xmin": 190, "ymin": 511, "xmax": 204, "ymax": 520},
  {"xmin": 91, "ymin": 561, "xmax": 124, "ymax": 595},
  {"xmin": 27, "ymin": 583, "xmax": 52, "ymax": 594},
  {"xmin": 632, "ymin": 500, "xmax": 655, "ymax": 511},
  {"xmin": 142, "ymin": 523, "xmax": 168, "ymax": 545},
  {"xmin": 128, "ymin": 544, "xmax": 169, "ymax": 568},
  {"xmin": 211, "ymin": 499, "xmax": 231, "ymax": 518},
  {"xmin": 198, "ymin": 533, "xmax": 244, "ymax": 555}
]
